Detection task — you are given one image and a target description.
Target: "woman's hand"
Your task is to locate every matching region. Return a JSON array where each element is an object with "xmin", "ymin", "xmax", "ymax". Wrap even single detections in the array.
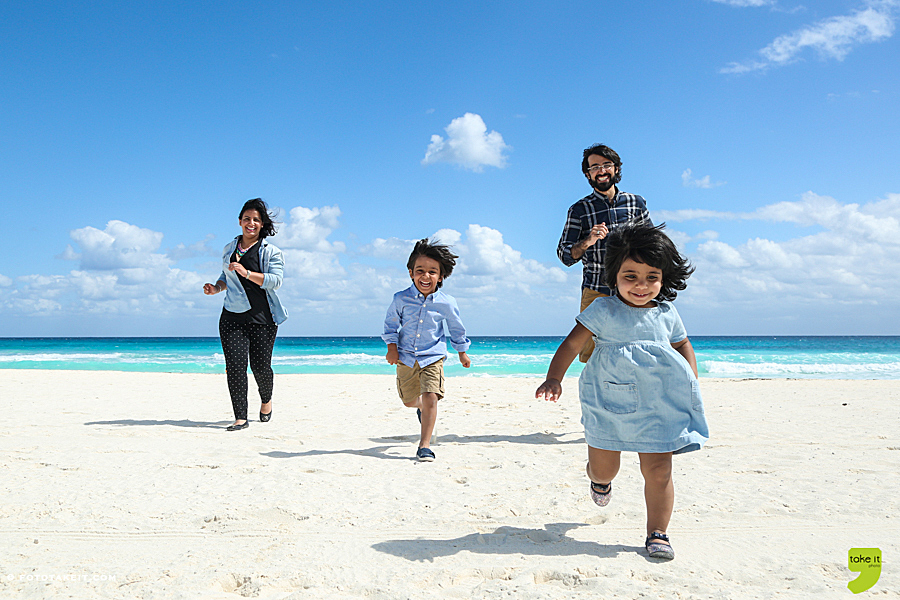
[
  {"xmin": 203, "ymin": 282, "xmax": 222, "ymax": 295},
  {"xmin": 228, "ymin": 262, "xmax": 249, "ymax": 278},
  {"xmin": 535, "ymin": 378, "xmax": 562, "ymax": 402}
]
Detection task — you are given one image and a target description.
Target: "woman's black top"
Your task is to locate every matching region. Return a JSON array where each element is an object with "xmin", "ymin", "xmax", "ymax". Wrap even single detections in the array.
[{"xmin": 221, "ymin": 241, "xmax": 274, "ymax": 325}]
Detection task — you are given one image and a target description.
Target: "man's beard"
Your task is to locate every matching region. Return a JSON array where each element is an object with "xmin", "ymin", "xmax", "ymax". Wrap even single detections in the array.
[{"xmin": 590, "ymin": 173, "xmax": 617, "ymax": 193}]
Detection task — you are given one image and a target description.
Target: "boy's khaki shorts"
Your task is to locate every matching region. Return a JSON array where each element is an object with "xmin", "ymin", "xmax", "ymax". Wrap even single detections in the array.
[{"xmin": 396, "ymin": 359, "xmax": 445, "ymax": 405}]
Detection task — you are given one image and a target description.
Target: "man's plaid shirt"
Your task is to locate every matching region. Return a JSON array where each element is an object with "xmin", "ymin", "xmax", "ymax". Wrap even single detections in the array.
[{"xmin": 557, "ymin": 189, "xmax": 651, "ymax": 294}]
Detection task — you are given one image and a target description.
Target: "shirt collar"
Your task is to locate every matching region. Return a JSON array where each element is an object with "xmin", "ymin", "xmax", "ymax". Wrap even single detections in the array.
[
  {"xmin": 591, "ymin": 188, "xmax": 619, "ymax": 205},
  {"xmin": 408, "ymin": 284, "xmax": 438, "ymax": 301}
]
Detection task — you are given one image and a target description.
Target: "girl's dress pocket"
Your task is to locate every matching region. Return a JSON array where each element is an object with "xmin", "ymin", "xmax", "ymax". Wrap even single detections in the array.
[{"xmin": 600, "ymin": 381, "xmax": 639, "ymax": 414}]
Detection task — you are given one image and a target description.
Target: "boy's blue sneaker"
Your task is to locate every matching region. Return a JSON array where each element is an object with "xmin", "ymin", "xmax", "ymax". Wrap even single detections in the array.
[
  {"xmin": 416, "ymin": 408, "xmax": 421, "ymax": 424},
  {"xmin": 416, "ymin": 447, "xmax": 435, "ymax": 462}
]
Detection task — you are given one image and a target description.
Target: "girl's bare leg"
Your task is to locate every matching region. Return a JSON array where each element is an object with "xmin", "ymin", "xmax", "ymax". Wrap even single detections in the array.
[
  {"xmin": 587, "ymin": 446, "xmax": 621, "ymax": 484},
  {"xmin": 638, "ymin": 452, "xmax": 674, "ymax": 536}
]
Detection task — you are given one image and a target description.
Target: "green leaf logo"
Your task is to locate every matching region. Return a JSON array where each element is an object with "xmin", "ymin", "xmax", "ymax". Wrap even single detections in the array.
[{"xmin": 848, "ymin": 548, "xmax": 881, "ymax": 594}]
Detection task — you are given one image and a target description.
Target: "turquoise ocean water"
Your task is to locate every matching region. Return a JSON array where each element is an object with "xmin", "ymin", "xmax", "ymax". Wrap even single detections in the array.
[{"xmin": 1, "ymin": 337, "xmax": 899, "ymax": 379}]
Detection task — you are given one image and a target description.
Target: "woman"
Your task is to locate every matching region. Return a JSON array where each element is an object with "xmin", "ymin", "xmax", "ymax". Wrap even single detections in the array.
[{"xmin": 203, "ymin": 198, "xmax": 288, "ymax": 431}]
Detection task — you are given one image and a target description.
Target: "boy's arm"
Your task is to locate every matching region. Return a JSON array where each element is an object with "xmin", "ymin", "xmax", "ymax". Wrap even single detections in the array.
[
  {"xmin": 535, "ymin": 323, "xmax": 592, "ymax": 402},
  {"xmin": 382, "ymin": 296, "xmax": 402, "ymax": 366},
  {"xmin": 443, "ymin": 297, "xmax": 471, "ymax": 354},
  {"xmin": 386, "ymin": 344, "xmax": 399, "ymax": 365},
  {"xmin": 457, "ymin": 351, "xmax": 471, "ymax": 368},
  {"xmin": 672, "ymin": 337, "xmax": 698, "ymax": 378}
]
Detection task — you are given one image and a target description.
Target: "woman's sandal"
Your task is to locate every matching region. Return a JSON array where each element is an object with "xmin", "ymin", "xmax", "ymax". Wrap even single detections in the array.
[
  {"xmin": 645, "ymin": 531, "xmax": 675, "ymax": 560},
  {"xmin": 586, "ymin": 463, "xmax": 612, "ymax": 507}
]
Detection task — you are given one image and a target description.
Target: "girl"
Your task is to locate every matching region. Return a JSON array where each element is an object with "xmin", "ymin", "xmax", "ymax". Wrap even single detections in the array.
[
  {"xmin": 535, "ymin": 222, "xmax": 708, "ymax": 560},
  {"xmin": 203, "ymin": 198, "xmax": 288, "ymax": 431}
]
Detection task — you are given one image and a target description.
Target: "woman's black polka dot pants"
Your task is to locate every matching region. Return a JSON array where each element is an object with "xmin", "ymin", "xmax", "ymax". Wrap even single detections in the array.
[{"xmin": 218, "ymin": 318, "xmax": 278, "ymax": 421}]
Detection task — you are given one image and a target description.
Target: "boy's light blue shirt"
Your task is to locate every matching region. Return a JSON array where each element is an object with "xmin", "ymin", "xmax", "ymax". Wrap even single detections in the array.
[
  {"xmin": 382, "ymin": 285, "xmax": 470, "ymax": 368},
  {"xmin": 216, "ymin": 236, "xmax": 289, "ymax": 325}
]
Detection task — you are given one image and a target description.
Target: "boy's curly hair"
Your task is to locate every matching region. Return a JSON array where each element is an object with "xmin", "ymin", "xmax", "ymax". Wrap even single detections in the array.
[
  {"xmin": 407, "ymin": 239, "xmax": 458, "ymax": 289},
  {"xmin": 603, "ymin": 222, "xmax": 694, "ymax": 302}
]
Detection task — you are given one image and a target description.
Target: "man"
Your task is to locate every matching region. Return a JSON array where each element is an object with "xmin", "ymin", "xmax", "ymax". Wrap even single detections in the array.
[{"xmin": 557, "ymin": 144, "xmax": 651, "ymax": 362}]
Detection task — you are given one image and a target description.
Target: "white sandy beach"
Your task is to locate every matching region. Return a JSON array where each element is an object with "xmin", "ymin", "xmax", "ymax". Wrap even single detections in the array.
[{"xmin": 0, "ymin": 370, "xmax": 897, "ymax": 599}]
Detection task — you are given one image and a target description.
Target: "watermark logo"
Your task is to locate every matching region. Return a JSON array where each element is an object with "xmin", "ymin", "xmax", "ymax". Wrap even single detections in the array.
[{"xmin": 848, "ymin": 548, "xmax": 881, "ymax": 594}]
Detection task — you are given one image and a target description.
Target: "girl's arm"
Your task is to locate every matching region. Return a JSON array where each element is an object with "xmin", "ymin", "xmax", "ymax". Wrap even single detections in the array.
[
  {"xmin": 672, "ymin": 337, "xmax": 699, "ymax": 378},
  {"xmin": 535, "ymin": 323, "xmax": 593, "ymax": 402}
]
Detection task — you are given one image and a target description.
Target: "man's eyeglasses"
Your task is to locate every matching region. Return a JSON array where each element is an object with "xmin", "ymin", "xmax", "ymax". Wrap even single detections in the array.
[{"xmin": 586, "ymin": 163, "xmax": 616, "ymax": 174}]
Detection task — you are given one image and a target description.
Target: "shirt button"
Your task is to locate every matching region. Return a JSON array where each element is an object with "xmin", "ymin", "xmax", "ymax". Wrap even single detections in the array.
[
  {"xmin": 416, "ymin": 334, "xmax": 420, "ymax": 337},
  {"xmin": 419, "ymin": 320, "xmax": 423, "ymax": 323}
]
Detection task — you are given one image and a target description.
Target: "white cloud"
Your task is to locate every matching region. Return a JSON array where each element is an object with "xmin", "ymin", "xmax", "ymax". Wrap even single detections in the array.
[
  {"xmin": 262, "ymin": 220, "xmax": 574, "ymax": 334},
  {"xmin": 659, "ymin": 191, "xmax": 900, "ymax": 245},
  {"xmin": 449, "ymin": 224, "xmax": 567, "ymax": 294},
  {"xmin": 422, "ymin": 113, "xmax": 510, "ymax": 172},
  {"xmin": 663, "ymin": 228, "xmax": 719, "ymax": 250},
  {"xmin": 359, "ymin": 231, "xmax": 465, "ymax": 263},
  {"xmin": 2, "ymin": 206, "xmax": 578, "ymax": 333},
  {"xmin": 681, "ymin": 168, "xmax": 726, "ymax": 189},
  {"xmin": 721, "ymin": 1, "xmax": 898, "ymax": 73},
  {"xmin": 675, "ymin": 192, "xmax": 900, "ymax": 312},
  {"xmin": 655, "ymin": 208, "xmax": 740, "ymax": 222},
  {"xmin": 68, "ymin": 220, "xmax": 169, "ymax": 270},
  {"xmin": 166, "ymin": 234, "xmax": 216, "ymax": 260},
  {"xmin": 432, "ymin": 228, "xmax": 463, "ymax": 247},
  {"xmin": 281, "ymin": 249, "xmax": 346, "ymax": 280},
  {"xmin": 4, "ymin": 275, "xmax": 69, "ymax": 316},
  {"xmin": 358, "ymin": 237, "xmax": 416, "ymax": 261},
  {"xmin": 273, "ymin": 205, "xmax": 346, "ymax": 253},
  {"xmin": 3, "ymin": 220, "xmax": 212, "ymax": 317},
  {"xmin": 5, "ymin": 192, "xmax": 899, "ymax": 334},
  {"xmin": 272, "ymin": 205, "xmax": 350, "ymax": 283}
]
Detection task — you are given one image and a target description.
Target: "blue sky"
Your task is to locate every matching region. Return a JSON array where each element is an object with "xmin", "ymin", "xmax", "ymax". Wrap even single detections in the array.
[{"xmin": 2, "ymin": 0, "xmax": 899, "ymax": 336}]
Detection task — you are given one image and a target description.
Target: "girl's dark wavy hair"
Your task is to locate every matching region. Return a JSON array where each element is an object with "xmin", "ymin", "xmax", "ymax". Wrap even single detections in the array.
[
  {"xmin": 239, "ymin": 198, "xmax": 278, "ymax": 239},
  {"xmin": 603, "ymin": 221, "xmax": 694, "ymax": 302},
  {"xmin": 407, "ymin": 238, "xmax": 458, "ymax": 289}
]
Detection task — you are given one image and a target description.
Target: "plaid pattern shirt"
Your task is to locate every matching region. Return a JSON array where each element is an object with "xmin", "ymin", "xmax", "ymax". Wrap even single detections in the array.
[{"xmin": 557, "ymin": 189, "xmax": 651, "ymax": 294}]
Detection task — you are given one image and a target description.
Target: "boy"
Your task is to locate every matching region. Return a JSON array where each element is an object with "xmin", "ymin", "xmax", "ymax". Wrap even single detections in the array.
[{"xmin": 382, "ymin": 239, "xmax": 472, "ymax": 462}]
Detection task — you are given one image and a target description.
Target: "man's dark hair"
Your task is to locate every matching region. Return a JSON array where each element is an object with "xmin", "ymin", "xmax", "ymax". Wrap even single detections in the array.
[
  {"xmin": 239, "ymin": 198, "xmax": 278, "ymax": 238},
  {"xmin": 581, "ymin": 143, "xmax": 623, "ymax": 185},
  {"xmin": 603, "ymin": 222, "xmax": 694, "ymax": 302},
  {"xmin": 407, "ymin": 239, "xmax": 458, "ymax": 289}
]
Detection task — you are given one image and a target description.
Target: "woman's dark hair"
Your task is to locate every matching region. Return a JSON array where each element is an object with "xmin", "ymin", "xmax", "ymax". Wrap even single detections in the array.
[
  {"xmin": 406, "ymin": 239, "xmax": 458, "ymax": 289},
  {"xmin": 603, "ymin": 222, "xmax": 694, "ymax": 302},
  {"xmin": 239, "ymin": 198, "xmax": 278, "ymax": 238},
  {"xmin": 581, "ymin": 143, "xmax": 623, "ymax": 185}
]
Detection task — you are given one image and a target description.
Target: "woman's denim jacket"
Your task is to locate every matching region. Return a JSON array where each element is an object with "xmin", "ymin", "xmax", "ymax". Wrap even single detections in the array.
[{"xmin": 217, "ymin": 237, "xmax": 289, "ymax": 325}]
